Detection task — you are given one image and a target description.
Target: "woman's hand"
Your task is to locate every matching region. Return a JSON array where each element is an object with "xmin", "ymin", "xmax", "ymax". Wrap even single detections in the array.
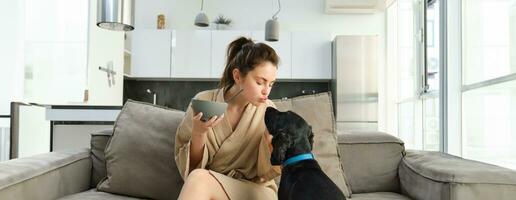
[
  {"xmin": 265, "ymin": 130, "xmax": 273, "ymax": 153},
  {"xmin": 191, "ymin": 112, "xmax": 224, "ymax": 137}
]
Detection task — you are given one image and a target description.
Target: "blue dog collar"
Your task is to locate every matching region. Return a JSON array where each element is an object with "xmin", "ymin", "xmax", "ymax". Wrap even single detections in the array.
[{"xmin": 282, "ymin": 153, "xmax": 314, "ymax": 167}]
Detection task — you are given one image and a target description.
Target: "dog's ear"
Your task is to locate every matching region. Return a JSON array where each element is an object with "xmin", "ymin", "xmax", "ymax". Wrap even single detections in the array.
[
  {"xmin": 270, "ymin": 131, "xmax": 291, "ymax": 165},
  {"xmin": 267, "ymin": 126, "xmax": 278, "ymax": 137},
  {"xmin": 308, "ymin": 125, "xmax": 314, "ymax": 150}
]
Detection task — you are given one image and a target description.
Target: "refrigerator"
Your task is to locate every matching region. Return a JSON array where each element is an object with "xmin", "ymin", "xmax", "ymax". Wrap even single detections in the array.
[{"xmin": 331, "ymin": 35, "xmax": 378, "ymax": 132}]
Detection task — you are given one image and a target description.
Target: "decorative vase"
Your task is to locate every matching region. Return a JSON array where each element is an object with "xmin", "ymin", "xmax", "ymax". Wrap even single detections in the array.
[{"xmin": 157, "ymin": 14, "xmax": 165, "ymax": 29}]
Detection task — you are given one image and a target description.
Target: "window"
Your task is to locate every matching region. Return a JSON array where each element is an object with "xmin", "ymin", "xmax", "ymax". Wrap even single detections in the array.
[
  {"xmin": 386, "ymin": 0, "xmax": 440, "ymax": 151},
  {"xmin": 425, "ymin": 0, "xmax": 440, "ymax": 92},
  {"xmin": 387, "ymin": 0, "xmax": 516, "ymax": 170},
  {"xmin": 463, "ymin": 0, "xmax": 516, "ymax": 85},
  {"xmin": 462, "ymin": 81, "xmax": 516, "ymax": 169},
  {"xmin": 462, "ymin": 0, "xmax": 516, "ymax": 169}
]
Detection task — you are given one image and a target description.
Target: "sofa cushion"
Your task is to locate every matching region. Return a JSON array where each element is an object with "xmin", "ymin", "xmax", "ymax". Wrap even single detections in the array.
[
  {"xmin": 272, "ymin": 92, "xmax": 352, "ymax": 198},
  {"xmin": 399, "ymin": 150, "xmax": 516, "ymax": 200},
  {"xmin": 90, "ymin": 129, "xmax": 112, "ymax": 188},
  {"xmin": 337, "ymin": 131, "xmax": 405, "ymax": 194},
  {"xmin": 97, "ymin": 100, "xmax": 184, "ymax": 200},
  {"xmin": 59, "ymin": 189, "xmax": 145, "ymax": 200},
  {"xmin": 349, "ymin": 192, "xmax": 412, "ymax": 200}
]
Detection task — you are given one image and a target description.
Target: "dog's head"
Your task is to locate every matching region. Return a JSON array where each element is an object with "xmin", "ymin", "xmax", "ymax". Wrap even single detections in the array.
[{"xmin": 264, "ymin": 107, "xmax": 314, "ymax": 165}]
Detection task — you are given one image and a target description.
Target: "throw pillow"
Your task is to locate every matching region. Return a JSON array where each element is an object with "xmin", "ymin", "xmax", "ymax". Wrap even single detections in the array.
[{"xmin": 97, "ymin": 100, "xmax": 184, "ymax": 200}]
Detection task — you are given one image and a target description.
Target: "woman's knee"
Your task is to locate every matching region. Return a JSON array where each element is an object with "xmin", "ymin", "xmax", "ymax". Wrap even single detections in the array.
[
  {"xmin": 185, "ymin": 169, "xmax": 213, "ymax": 186},
  {"xmin": 180, "ymin": 169, "xmax": 229, "ymax": 200},
  {"xmin": 188, "ymin": 169, "xmax": 211, "ymax": 180}
]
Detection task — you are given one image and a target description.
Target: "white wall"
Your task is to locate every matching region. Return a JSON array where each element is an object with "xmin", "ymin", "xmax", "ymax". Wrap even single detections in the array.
[
  {"xmin": 0, "ymin": 1, "xmax": 25, "ymax": 115},
  {"xmin": 134, "ymin": 0, "xmax": 384, "ymax": 36}
]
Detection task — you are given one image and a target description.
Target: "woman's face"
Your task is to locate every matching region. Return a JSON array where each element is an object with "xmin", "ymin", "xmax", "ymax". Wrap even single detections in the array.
[{"xmin": 235, "ymin": 61, "xmax": 277, "ymax": 106}]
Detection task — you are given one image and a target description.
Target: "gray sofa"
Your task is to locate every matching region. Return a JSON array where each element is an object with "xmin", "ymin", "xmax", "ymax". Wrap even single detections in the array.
[
  {"xmin": 1, "ymin": 129, "xmax": 515, "ymax": 200},
  {"xmin": 1, "ymin": 93, "xmax": 516, "ymax": 200},
  {"xmin": 336, "ymin": 131, "xmax": 516, "ymax": 200}
]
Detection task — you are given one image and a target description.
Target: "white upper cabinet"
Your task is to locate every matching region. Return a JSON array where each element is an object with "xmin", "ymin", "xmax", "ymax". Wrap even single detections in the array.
[
  {"xmin": 131, "ymin": 29, "xmax": 171, "ymax": 78},
  {"xmin": 129, "ymin": 30, "xmax": 332, "ymax": 80},
  {"xmin": 251, "ymin": 31, "xmax": 292, "ymax": 79},
  {"xmin": 210, "ymin": 30, "xmax": 251, "ymax": 78},
  {"xmin": 171, "ymin": 30, "xmax": 212, "ymax": 78},
  {"xmin": 291, "ymin": 31, "xmax": 332, "ymax": 79}
]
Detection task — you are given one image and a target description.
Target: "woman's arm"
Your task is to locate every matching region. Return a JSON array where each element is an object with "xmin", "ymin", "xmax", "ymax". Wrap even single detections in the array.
[
  {"xmin": 189, "ymin": 112, "xmax": 224, "ymax": 172},
  {"xmin": 189, "ymin": 133, "xmax": 206, "ymax": 172}
]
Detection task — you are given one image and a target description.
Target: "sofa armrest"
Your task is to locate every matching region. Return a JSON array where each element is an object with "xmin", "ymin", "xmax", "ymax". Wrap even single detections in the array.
[
  {"xmin": 399, "ymin": 150, "xmax": 516, "ymax": 200},
  {"xmin": 337, "ymin": 131, "xmax": 405, "ymax": 193},
  {"xmin": 0, "ymin": 148, "xmax": 92, "ymax": 200}
]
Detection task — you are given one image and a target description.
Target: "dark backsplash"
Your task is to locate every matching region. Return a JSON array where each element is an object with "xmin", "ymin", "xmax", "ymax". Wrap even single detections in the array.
[{"xmin": 124, "ymin": 79, "xmax": 330, "ymax": 111}]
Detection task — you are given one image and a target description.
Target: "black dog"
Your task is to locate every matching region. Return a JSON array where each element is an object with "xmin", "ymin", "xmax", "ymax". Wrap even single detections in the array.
[{"xmin": 264, "ymin": 107, "xmax": 346, "ymax": 200}]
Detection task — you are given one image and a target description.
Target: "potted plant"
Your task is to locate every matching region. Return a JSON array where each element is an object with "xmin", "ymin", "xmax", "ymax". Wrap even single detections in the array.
[{"xmin": 213, "ymin": 15, "xmax": 232, "ymax": 30}]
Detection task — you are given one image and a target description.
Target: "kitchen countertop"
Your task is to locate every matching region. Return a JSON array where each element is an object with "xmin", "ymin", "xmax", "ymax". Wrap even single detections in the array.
[{"xmin": 46, "ymin": 105, "xmax": 122, "ymax": 122}]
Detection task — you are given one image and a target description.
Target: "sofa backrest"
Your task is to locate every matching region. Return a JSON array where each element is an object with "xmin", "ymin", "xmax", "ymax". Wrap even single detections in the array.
[
  {"xmin": 89, "ymin": 93, "xmax": 355, "ymax": 197},
  {"xmin": 90, "ymin": 129, "xmax": 113, "ymax": 188},
  {"xmin": 337, "ymin": 131, "xmax": 405, "ymax": 194}
]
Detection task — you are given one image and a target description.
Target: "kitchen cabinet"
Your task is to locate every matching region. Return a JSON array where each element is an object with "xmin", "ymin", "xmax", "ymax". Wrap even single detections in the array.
[
  {"xmin": 129, "ymin": 30, "xmax": 333, "ymax": 80},
  {"xmin": 291, "ymin": 31, "xmax": 332, "ymax": 79},
  {"xmin": 210, "ymin": 30, "xmax": 251, "ymax": 78},
  {"xmin": 45, "ymin": 105, "xmax": 120, "ymax": 151},
  {"xmin": 171, "ymin": 30, "xmax": 212, "ymax": 78},
  {"xmin": 131, "ymin": 29, "xmax": 172, "ymax": 78},
  {"xmin": 251, "ymin": 31, "xmax": 292, "ymax": 79}
]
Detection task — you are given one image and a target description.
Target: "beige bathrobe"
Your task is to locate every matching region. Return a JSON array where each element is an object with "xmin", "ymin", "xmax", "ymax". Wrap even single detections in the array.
[{"xmin": 175, "ymin": 88, "xmax": 281, "ymax": 199}]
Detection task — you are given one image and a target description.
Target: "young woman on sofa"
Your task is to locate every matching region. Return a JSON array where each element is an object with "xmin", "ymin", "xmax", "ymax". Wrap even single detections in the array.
[{"xmin": 175, "ymin": 37, "xmax": 280, "ymax": 200}]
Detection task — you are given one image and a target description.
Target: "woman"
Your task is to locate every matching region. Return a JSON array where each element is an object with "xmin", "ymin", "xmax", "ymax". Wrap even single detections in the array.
[{"xmin": 175, "ymin": 37, "xmax": 281, "ymax": 200}]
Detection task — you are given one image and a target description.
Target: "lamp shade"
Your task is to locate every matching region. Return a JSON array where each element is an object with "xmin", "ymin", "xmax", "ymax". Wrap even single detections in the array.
[
  {"xmin": 194, "ymin": 12, "xmax": 210, "ymax": 27},
  {"xmin": 265, "ymin": 19, "xmax": 279, "ymax": 42},
  {"xmin": 97, "ymin": 0, "xmax": 135, "ymax": 31}
]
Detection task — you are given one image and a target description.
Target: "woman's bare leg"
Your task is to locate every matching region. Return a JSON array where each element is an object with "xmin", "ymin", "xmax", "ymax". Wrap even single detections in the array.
[{"xmin": 178, "ymin": 169, "xmax": 229, "ymax": 200}]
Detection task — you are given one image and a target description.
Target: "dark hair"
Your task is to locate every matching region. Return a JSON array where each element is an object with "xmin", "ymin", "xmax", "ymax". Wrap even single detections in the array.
[{"xmin": 218, "ymin": 37, "xmax": 279, "ymax": 92}]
